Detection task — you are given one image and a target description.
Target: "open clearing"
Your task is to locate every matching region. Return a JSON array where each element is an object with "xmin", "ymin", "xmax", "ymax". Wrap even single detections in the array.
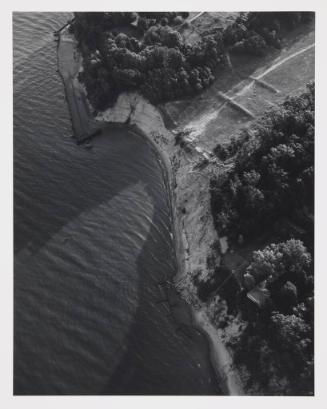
[
  {"xmin": 181, "ymin": 12, "xmax": 239, "ymax": 46},
  {"xmin": 162, "ymin": 21, "xmax": 315, "ymax": 153}
]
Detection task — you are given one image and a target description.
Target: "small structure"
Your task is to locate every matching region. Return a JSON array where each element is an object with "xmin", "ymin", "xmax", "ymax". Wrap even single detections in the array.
[{"xmin": 246, "ymin": 281, "xmax": 270, "ymax": 309}]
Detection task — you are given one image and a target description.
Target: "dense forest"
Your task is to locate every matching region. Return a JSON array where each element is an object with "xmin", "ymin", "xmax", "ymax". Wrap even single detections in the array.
[
  {"xmin": 211, "ymin": 83, "xmax": 314, "ymax": 246},
  {"xmin": 69, "ymin": 12, "xmax": 313, "ymax": 110}
]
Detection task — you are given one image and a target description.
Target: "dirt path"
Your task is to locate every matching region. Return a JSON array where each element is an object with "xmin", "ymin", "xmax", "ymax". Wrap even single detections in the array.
[
  {"xmin": 233, "ymin": 43, "xmax": 315, "ymax": 99},
  {"xmin": 256, "ymin": 43, "xmax": 315, "ymax": 80},
  {"xmin": 188, "ymin": 12, "xmax": 205, "ymax": 24},
  {"xmin": 183, "ymin": 39, "xmax": 314, "ymax": 152}
]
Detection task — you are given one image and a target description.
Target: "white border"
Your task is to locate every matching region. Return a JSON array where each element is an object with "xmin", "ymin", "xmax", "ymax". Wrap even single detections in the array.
[{"xmin": 2, "ymin": 1, "xmax": 327, "ymax": 408}]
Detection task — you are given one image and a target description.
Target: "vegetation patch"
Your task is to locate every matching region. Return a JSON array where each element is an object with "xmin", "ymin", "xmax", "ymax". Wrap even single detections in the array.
[
  {"xmin": 230, "ymin": 238, "xmax": 314, "ymax": 395},
  {"xmin": 69, "ymin": 12, "xmax": 313, "ymax": 110},
  {"xmin": 211, "ymin": 82, "xmax": 314, "ymax": 245}
]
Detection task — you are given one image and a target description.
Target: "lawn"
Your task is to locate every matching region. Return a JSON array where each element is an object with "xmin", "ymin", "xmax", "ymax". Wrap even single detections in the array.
[{"xmin": 162, "ymin": 19, "xmax": 315, "ymax": 154}]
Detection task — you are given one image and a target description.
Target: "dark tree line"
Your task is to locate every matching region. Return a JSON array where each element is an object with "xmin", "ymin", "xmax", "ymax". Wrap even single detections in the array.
[
  {"xmin": 224, "ymin": 12, "xmax": 314, "ymax": 56},
  {"xmin": 71, "ymin": 11, "xmax": 223, "ymax": 108},
  {"xmin": 232, "ymin": 306, "xmax": 313, "ymax": 395},
  {"xmin": 69, "ymin": 12, "xmax": 313, "ymax": 110},
  {"xmin": 210, "ymin": 82, "xmax": 314, "ymax": 243}
]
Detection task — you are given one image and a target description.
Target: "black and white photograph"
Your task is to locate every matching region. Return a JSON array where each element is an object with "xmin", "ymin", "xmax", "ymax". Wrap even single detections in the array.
[{"xmin": 4, "ymin": 0, "xmax": 326, "ymax": 405}]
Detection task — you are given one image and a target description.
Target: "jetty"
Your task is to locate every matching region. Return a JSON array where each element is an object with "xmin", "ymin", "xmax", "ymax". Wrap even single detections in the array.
[{"xmin": 57, "ymin": 23, "xmax": 102, "ymax": 143}]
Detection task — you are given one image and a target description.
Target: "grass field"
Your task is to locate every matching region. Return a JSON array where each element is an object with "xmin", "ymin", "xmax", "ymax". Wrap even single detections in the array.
[
  {"xmin": 181, "ymin": 12, "xmax": 239, "ymax": 46},
  {"xmin": 191, "ymin": 12, "xmax": 239, "ymax": 34},
  {"xmin": 162, "ymin": 20, "xmax": 315, "ymax": 153}
]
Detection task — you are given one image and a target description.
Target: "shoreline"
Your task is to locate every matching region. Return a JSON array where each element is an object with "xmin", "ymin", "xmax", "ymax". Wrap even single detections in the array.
[{"xmin": 57, "ymin": 25, "xmax": 243, "ymax": 395}]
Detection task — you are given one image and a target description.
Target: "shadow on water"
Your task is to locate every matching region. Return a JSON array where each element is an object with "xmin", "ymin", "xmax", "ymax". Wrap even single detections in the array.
[
  {"xmin": 98, "ymin": 140, "xmax": 221, "ymax": 396},
  {"xmin": 14, "ymin": 126, "xmax": 143, "ymax": 253},
  {"xmin": 14, "ymin": 129, "xmax": 149, "ymax": 394},
  {"xmin": 14, "ymin": 125, "xmax": 220, "ymax": 394},
  {"xmin": 14, "ymin": 13, "xmax": 221, "ymax": 395}
]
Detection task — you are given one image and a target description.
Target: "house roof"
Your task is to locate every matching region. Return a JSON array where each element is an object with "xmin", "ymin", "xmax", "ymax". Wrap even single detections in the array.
[{"xmin": 247, "ymin": 285, "xmax": 270, "ymax": 308}]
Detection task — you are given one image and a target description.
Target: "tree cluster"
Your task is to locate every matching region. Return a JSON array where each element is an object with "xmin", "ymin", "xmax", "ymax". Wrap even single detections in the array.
[
  {"xmin": 210, "ymin": 83, "xmax": 314, "ymax": 243},
  {"xmin": 244, "ymin": 239, "xmax": 313, "ymax": 310},
  {"xmin": 232, "ymin": 239, "xmax": 314, "ymax": 395},
  {"xmin": 69, "ymin": 12, "xmax": 312, "ymax": 110},
  {"xmin": 196, "ymin": 265, "xmax": 241, "ymax": 311},
  {"xmin": 71, "ymin": 12, "xmax": 222, "ymax": 109},
  {"xmin": 224, "ymin": 12, "xmax": 314, "ymax": 56},
  {"xmin": 233, "ymin": 310, "xmax": 313, "ymax": 394}
]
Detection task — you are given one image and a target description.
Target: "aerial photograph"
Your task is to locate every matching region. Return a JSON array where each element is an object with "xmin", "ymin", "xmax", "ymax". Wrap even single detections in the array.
[{"xmin": 13, "ymin": 11, "xmax": 314, "ymax": 396}]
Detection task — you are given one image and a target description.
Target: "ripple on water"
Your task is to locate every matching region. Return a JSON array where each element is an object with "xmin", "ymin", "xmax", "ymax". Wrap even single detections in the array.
[{"xmin": 14, "ymin": 12, "xmax": 220, "ymax": 395}]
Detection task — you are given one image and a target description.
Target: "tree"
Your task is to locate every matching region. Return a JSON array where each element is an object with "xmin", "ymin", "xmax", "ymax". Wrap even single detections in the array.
[
  {"xmin": 269, "ymin": 312, "xmax": 313, "ymax": 394},
  {"xmin": 172, "ymin": 16, "xmax": 183, "ymax": 26},
  {"xmin": 276, "ymin": 239, "xmax": 311, "ymax": 277},
  {"xmin": 137, "ymin": 16, "xmax": 148, "ymax": 35},
  {"xmin": 180, "ymin": 12, "xmax": 189, "ymax": 19},
  {"xmin": 270, "ymin": 312, "xmax": 312, "ymax": 363},
  {"xmin": 243, "ymin": 272, "xmax": 256, "ymax": 290},
  {"xmin": 167, "ymin": 48, "xmax": 184, "ymax": 69},
  {"xmin": 115, "ymin": 33, "xmax": 130, "ymax": 48},
  {"xmin": 278, "ymin": 281, "xmax": 298, "ymax": 312},
  {"xmin": 112, "ymin": 68, "xmax": 141, "ymax": 89},
  {"xmin": 242, "ymin": 34, "xmax": 267, "ymax": 56},
  {"xmin": 245, "ymin": 239, "xmax": 311, "ymax": 285},
  {"xmin": 160, "ymin": 17, "xmax": 168, "ymax": 26}
]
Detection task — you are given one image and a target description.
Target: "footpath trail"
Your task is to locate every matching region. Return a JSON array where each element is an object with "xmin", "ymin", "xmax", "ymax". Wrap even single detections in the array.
[
  {"xmin": 229, "ymin": 43, "xmax": 315, "ymax": 107},
  {"xmin": 184, "ymin": 39, "xmax": 315, "ymax": 154},
  {"xmin": 188, "ymin": 12, "xmax": 205, "ymax": 24},
  {"xmin": 256, "ymin": 43, "xmax": 315, "ymax": 80}
]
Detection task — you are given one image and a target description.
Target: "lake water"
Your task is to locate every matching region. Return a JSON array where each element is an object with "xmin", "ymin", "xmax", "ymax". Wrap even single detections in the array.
[{"xmin": 13, "ymin": 12, "xmax": 220, "ymax": 395}]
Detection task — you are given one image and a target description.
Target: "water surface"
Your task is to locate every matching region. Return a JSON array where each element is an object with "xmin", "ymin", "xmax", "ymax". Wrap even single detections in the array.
[{"xmin": 13, "ymin": 12, "xmax": 220, "ymax": 395}]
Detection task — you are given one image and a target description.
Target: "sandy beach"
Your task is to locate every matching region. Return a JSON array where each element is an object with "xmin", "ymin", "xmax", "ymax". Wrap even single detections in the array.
[{"xmin": 57, "ymin": 24, "xmax": 244, "ymax": 395}]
